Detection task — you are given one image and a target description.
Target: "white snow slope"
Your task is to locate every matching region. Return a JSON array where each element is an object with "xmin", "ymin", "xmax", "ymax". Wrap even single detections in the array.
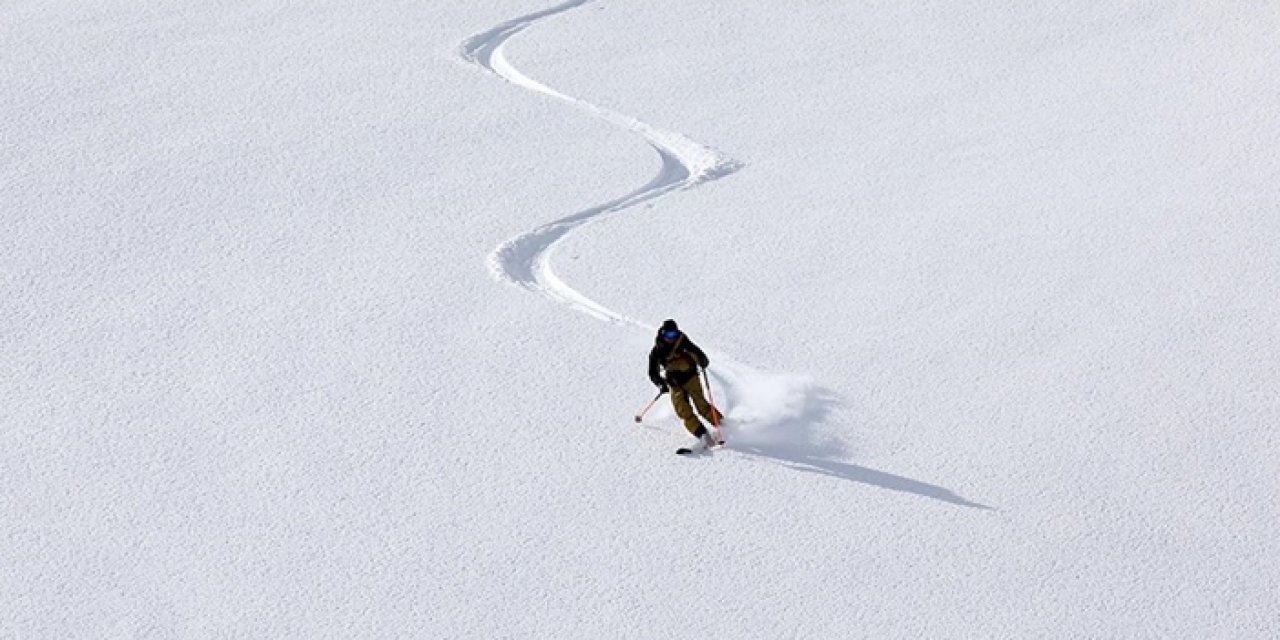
[{"xmin": 4, "ymin": 0, "xmax": 1279, "ymax": 637}]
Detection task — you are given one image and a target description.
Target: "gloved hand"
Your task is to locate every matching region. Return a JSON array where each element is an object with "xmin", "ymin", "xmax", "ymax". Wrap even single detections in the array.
[{"xmin": 657, "ymin": 382, "xmax": 669, "ymax": 394}]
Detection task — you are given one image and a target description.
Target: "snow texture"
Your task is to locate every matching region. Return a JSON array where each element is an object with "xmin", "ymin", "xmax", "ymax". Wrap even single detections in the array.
[{"xmin": 4, "ymin": 0, "xmax": 1278, "ymax": 637}]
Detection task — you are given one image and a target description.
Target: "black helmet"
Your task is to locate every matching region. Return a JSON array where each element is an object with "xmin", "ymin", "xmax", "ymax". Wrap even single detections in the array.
[{"xmin": 658, "ymin": 319, "xmax": 680, "ymax": 342}]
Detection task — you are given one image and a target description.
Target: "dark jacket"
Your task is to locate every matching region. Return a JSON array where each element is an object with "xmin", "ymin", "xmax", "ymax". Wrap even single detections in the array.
[{"xmin": 648, "ymin": 332, "xmax": 709, "ymax": 387}]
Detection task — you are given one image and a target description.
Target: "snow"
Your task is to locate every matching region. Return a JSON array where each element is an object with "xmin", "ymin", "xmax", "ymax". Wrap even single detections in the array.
[{"xmin": 4, "ymin": 0, "xmax": 1278, "ymax": 637}]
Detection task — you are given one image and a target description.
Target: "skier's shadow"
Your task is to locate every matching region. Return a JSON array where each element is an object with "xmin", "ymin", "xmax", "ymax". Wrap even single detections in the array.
[
  {"xmin": 724, "ymin": 389, "xmax": 994, "ymax": 510},
  {"xmin": 734, "ymin": 444, "xmax": 994, "ymax": 510}
]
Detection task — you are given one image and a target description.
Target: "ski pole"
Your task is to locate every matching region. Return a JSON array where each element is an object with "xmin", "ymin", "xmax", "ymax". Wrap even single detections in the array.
[
  {"xmin": 634, "ymin": 391, "xmax": 663, "ymax": 423},
  {"xmin": 702, "ymin": 367, "xmax": 724, "ymax": 444}
]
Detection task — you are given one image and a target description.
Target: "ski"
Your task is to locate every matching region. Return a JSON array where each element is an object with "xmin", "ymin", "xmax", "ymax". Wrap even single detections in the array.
[{"xmin": 675, "ymin": 440, "xmax": 723, "ymax": 455}]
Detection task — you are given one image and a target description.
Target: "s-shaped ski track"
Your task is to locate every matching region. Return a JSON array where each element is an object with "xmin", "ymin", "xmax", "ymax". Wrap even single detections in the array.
[{"xmin": 460, "ymin": 0, "xmax": 741, "ymax": 328}]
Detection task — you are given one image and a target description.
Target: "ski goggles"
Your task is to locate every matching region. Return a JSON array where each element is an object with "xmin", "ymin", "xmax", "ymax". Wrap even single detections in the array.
[{"xmin": 661, "ymin": 329, "xmax": 680, "ymax": 340}]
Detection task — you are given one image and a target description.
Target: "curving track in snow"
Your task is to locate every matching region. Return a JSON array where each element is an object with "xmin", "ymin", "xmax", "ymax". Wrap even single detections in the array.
[
  {"xmin": 460, "ymin": 0, "xmax": 741, "ymax": 327},
  {"xmin": 459, "ymin": 2, "xmax": 837, "ymax": 460}
]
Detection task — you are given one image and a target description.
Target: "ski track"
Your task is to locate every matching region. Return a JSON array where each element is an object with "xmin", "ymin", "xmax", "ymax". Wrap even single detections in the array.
[
  {"xmin": 460, "ymin": 1, "xmax": 837, "ymax": 455},
  {"xmin": 460, "ymin": 0, "xmax": 740, "ymax": 327}
]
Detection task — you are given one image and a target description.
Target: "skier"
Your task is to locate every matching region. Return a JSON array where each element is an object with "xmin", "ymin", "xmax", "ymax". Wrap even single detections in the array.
[{"xmin": 648, "ymin": 319, "xmax": 724, "ymax": 450}]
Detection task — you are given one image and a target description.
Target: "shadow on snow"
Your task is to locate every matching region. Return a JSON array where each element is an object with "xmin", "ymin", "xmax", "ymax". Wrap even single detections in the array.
[{"xmin": 720, "ymin": 385, "xmax": 993, "ymax": 510}]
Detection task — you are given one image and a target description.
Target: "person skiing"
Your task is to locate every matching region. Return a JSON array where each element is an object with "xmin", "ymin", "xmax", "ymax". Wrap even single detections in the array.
[{"xmin": 648, "ymin": 319, "xmax": 724, "ymax": 450}]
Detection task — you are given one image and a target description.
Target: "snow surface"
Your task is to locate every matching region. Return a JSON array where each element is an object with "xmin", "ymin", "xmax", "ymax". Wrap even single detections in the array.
[{"xmin": 4, "ymin": 0, "xmax": 1279, "ymax": 637}]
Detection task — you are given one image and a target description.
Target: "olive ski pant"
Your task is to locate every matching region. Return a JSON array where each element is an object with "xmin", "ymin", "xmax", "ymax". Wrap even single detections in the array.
[{"xmin": 669, "ymin": 376, "xmax": 723, "ymax": 436}]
